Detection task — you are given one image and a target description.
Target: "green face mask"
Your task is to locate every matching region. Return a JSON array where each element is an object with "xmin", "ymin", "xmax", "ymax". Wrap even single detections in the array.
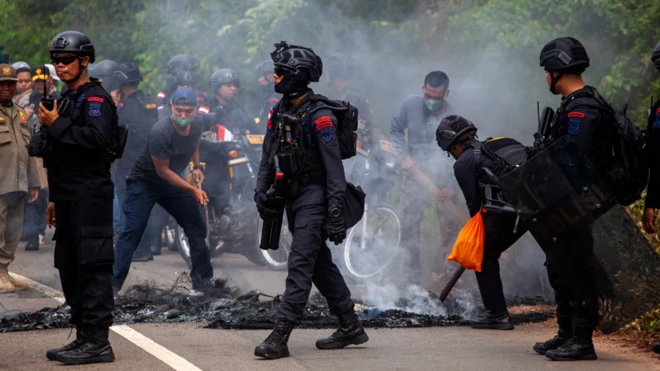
[
  {"xmin": 425, "ymin": 99, "xmax": 444, "ymax": 112},
  {"xmin": 172, "ymin": 113, "xmax": 195, "ymax": 128}
]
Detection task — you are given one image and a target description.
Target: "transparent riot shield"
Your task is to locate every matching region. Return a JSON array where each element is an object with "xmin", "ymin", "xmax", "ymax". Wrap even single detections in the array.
[{"xmin": 497, "ymin": 135, "xmax": 660, "ymax": 334}]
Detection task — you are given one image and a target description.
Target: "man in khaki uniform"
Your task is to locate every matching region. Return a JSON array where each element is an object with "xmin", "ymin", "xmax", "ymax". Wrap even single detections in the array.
[{"xmin": 0, "ymin": 64, "xmax": 40, "ymax": 293}]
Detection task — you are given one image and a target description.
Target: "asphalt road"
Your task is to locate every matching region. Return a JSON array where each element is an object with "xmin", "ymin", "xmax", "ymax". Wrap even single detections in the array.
[{"xmin": 1, "ymin": 230, "xmax": 659, "ymax": 370}]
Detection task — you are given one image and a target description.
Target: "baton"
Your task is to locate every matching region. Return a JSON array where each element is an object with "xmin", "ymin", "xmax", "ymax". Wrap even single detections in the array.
[{"xmin": 194, "ymin": 177, "xmax": 210, "ymax": 239}]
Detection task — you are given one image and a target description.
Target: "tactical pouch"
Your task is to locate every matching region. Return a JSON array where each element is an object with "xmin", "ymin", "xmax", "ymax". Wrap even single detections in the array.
[{"xmin": 342, "ymin": 182, "xmax": 366, "ymax": 229}]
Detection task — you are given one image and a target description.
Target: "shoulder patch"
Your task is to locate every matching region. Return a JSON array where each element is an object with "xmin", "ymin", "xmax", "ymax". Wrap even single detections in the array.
[
  {"xmin": 88, "ymin": 96, "xmax": 104, "ymax": 103},
  {"xmin": 19, "ymin": 111, "xmax": 26, "ymax": 123},
  {"xmin": 198, "ymin": 106, "xmax": 210, "ymax": 114},
  {"xmin": 269, "ymin": 97, "xmax": 279, "ymax": 103},
  {"xmin": 88, "ymin": 102, "xmax": 102, "ymax": 117},
  {"xmin": 567, "ymin": 111, "xmax": 584, "ymax": 135},
  {"xmin": 654, "ymin": 107, "xmax": 660, "ymax": 129},
  {"xmin": 320, "ymin": 127, "xmax": 335, "ymax": 145},
  {"xmin": 315, "ymin": 116, "xmax": 333, "ymax": 131},
  {"xmin": 157, "ymin": 91, "xmax": 166, "ymax": 99},
  {"xmin": 267, "ymin": 108, "xmax": 273, "ymax": 130},
  {"xmin": 145, "ymin": 103, "xmax": 157, "ymax": 110}
]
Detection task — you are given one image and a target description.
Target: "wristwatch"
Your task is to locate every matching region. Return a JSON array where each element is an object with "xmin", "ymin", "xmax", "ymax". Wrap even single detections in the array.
[
  {"xmin": 329, "ymin": 207, "xmax": 341, "ymax": 218},
  {"xmin": 193, "ymin": 165, "xmax": 204, "ymax": 171}
]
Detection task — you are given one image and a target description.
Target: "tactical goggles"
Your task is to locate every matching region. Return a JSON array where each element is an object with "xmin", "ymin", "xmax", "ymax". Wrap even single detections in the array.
[{"xmin": 51, "ymin": 55, "xmax": 80, "ymax": 66}]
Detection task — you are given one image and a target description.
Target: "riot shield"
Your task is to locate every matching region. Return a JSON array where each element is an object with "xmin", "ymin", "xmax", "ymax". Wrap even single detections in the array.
[{"xmin": 497, "ymin": 135, "xmax": 660, "ymax": 334}]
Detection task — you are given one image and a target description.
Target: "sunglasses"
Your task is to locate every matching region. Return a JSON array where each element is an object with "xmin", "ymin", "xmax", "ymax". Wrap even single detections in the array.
[
  {"xmin": 173, "ymin": 107, "xmax": 195, "ymax": 115},
  {"xmin": 51, "ymin": 55, "xmax": 80, "ymax": 66},
  {"xmin": 274, "ymin": 67, "xmax": 289, "ymax": 77}
]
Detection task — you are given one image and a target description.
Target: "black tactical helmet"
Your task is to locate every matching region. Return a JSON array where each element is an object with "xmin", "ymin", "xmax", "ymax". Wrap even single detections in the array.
[
  {"xmin": 166, "ymin": 68, "xmax": 196, "ymax": 93},
  {"xmin": 652, "ymin": 42, "xmax": 660, "ymax": 70},
  {"xmin": 90, "ymin": 60, "xmax": 118, "ymax": 80},
  {"xmin": 12, "ymin": 61, "xmax": 30, "ymax": 74},
  {"xmin": 271, "ymin": 41, "xmax": 322, "ymax": 82},
  {"xmin": 436, "ymin": 115, "xmax": 478, "ymax": 152},
  {"xmin": 113, "ymin": 63, "xmax": 143, "ymax": 86},
  {"xmin": 326, "ymin": 52, "xmax": 354, "ymax": 80},
  {"xmin": 255, "ymin": 60, "xmax": 274, "ymax": 78},
  {"xmin": 539, "ymin": 37, "xmax": 590, "ymax": 73},
  {"xmin": 48, "ymin": 31, "xmax": 96, "ymax": 63},
  {"xmin": 167, "ymin": 54, "xmax": 197, "ymax": 75},
  {"xmin": 209, "ymin": 68, "xmax": 240, "ymax": 92}
]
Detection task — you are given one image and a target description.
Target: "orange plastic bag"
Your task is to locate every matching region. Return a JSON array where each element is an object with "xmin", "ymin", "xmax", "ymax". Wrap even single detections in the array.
[{"xmin": 447, "ymin": 211, "xmax": 485, "ymax": 272}]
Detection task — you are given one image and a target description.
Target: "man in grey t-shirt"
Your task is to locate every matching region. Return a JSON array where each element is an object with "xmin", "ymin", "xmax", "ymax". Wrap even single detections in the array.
[
  {"xmin": 112, "ymin": 87, "xmax": 213, "ymax": 293},
  {"xmin": 389, "ymin": 71, "xmax": 462, "ymax": 286}
]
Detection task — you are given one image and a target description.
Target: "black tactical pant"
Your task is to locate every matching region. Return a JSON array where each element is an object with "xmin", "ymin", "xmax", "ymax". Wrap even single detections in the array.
[
  {"xmin": 54, "ymin": 198, "xmax": 114, "ymax": 330},
  {"xmin": 542, "ymin": 226, "xmax": 599, "ymax": 339},
  {"xmin": 475, "ymin": 214, "xmax": 528, "ymax": 316},
  {"xmin": 277, "ymin": 185, "xmax": 355, "ymax": 324}
]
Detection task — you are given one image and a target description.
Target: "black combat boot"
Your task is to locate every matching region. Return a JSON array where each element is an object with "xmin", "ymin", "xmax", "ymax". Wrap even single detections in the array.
[
  {"xmin": 56, "ymin": 327, "xmax": 115, "ymax": 365},
  {"xmin": 46, "ymin": 328, "xmax": 84, "ymax": 361},
  {"xmin": 653, "ymin": 342, "xmax": 660, "ymax": 354},
  {"xmin": 533, "ymin": 327, "xmax": 572, "ymax": 355},
  {"xmin": 254, "ymin": 319, "xmax": 295, "ymax": 359},
  {"xmin": 316, "ymin": 310, "xmax": 369, "ymax": 350},
  {"xmin": 545, "ymin": 327, "xmax": 597, "ymax": 361},
  {"xmin": 470, "ymin": 311, "xmax": 514, "ymax": 330}
]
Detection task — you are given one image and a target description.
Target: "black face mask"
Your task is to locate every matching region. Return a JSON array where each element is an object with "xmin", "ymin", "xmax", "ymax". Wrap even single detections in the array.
[{"xmin": 274, "ymin": 69, "xmax": 310, "ymax": 98}]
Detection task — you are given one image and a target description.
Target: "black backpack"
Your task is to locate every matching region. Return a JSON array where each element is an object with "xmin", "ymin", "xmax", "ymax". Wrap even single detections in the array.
[
  {"xmin": 570, "ymin": 91, "xmax": 649, "ymax": 206},
  {"xmin": 308, "ymin": 94, "xmax": 359, "ymax": 160},
  {"xmin": 473, "ymin": 137, "xmax": 528, "ymax": 181}
]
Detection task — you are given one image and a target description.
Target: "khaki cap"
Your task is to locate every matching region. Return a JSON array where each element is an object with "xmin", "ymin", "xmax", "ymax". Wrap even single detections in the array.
[{"xmin": 0, "ymin": 64, "xmax": 17, "ymax": 82}]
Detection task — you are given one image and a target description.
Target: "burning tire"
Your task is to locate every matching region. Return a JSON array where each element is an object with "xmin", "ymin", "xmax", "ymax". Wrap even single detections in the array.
[{"xmin": 343, "ymin": 204, "xmax": 401, "ymax": 281}]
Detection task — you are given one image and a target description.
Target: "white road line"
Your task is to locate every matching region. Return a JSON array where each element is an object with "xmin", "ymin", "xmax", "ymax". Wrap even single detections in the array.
[{"xmin": 11, "ymin": 272, "xmax": 202, "ymax": 371}]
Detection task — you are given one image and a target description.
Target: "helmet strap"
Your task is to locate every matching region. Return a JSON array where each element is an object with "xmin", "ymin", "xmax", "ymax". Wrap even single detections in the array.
[{"xmin": 549, "ymin": 70, "xmax": 564, "ymax": 95}]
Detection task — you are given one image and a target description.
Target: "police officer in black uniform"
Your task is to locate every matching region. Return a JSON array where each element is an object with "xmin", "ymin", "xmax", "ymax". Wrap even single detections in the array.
[
  {"xmin": 436, "ymin": 115, "xmax": 528, "ymax": 330},
  {"xmin": 157, "ymin": 54, "xmax": 207, "ymax": 117},
  {"xmin": 255, "ymin": 60, "xmax": 281, "ymax": 125},
  {"xmin": 201, "ymin": 69, "xmax": 254, "ymax": 133},
  {"xmin": 253, "ymin": 41, "xmax": 368, "ymax": 360},
  {"xmin": 326, "ymin": 52, "xmax": 372, "ymax": 151},
  {"xmin": 533, "ymin": 36, "xmax": 607, "ymax": 361},
  {"xmin": 112, "ymin": 62, "xmax": 159, "ymax": 261},
  {"xmin": 36, "ymin": 31, "xmax": 117, "ymax": 365},
  {"xmin": 643, "ymin": 42, "xmax": 660, "ymax": 355}
]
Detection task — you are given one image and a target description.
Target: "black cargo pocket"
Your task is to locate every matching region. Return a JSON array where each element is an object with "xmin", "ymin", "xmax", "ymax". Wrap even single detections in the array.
[
  {"xmin": 295, "ymin": 216, "xmax": 308, "ymax": 229},
  {"xmin": 79, "ymin": 226, "xmax": 115, "ymax": 265}
]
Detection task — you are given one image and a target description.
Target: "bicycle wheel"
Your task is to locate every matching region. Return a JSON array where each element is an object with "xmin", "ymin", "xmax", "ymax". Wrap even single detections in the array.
[{"xmin": 343, "ymin": 204, "xmax": 401, "ymax": 280}]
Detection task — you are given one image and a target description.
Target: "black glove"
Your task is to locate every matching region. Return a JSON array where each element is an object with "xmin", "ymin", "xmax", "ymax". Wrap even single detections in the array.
[
  {"xmin": 326, "ymin": 215, "xmax": 347, "ymax": 245},
  {"xmin": 254, "ymin": 191, "xmax": 279, "ymax": 220}
]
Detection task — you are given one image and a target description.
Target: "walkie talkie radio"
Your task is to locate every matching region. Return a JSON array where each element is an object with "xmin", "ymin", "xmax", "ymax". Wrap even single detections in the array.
[{"xmin": 41, "ymin": 72, "xmax": 54, "ymax": 111}]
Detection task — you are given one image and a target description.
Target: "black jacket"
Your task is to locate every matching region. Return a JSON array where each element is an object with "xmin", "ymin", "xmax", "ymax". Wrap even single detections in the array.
[
  {"xmin": 45, "ymin": 79, "xmax": 117, "ymax": 201},
  {"xmin": 645, "ymin": 99, "xmax": 660, "ymax": 209},
  {"xmin": 257, "ymin": 91, "xmax": 346, "ymax": 213},
  {"xmin": 116, "ymin": 90, "xmax": 158, "ymax": 173}
]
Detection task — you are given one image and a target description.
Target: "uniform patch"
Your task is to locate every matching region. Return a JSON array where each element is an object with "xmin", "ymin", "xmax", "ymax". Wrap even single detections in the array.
[
  {"xmin": 145, "ymin": 103, "xmax": 157, "ymax": 110},
  {"xmin": 157, "ymin": 91, "xmax": 166, "ymax": 99},
  {"xmin": 19, "ymin": 111, "xmax": 26, "ymax": 123},
  {"xmin": 320, "ymin": 128, "xmax": 335, "ymax": 145},
  {"xmin": 269, "ymin": 97, "xmax": 279, "ymax": 103},
  {"xmin": 654, "ymin": 107, "xmax": 660, "ymax": 129},
  {"xmin": 88, "ymin": 102, "xmax": 102, "ymax": 117},
  {"xmin": 198, "ymin": 106, "xmax": 210, "ymax": 114},
  {"xmin": 88, "ymin": 96, "xmax": 104, "ymax": 103},
  {"xmin": 567, "ymin": 111, "xmax": 584, "ymax": 135},
  {"xmin": 315, "ymin": 116, "xmax": 333, "ymax": 131},
  {"xmin": 267, "ymin": 108, "xmax": 273, "ymax": 129}
]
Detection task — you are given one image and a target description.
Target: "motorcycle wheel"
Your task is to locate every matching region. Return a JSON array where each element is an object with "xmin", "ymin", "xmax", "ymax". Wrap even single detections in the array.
[
  {"xmin": 252, "ymin": 218, "xmax": 291, "ymax": 271},
  {"xmin": 342, "ymin": 204, "xmax": 402, "ymax": 281},
  {"xmin": 174, "ymin": 225, "xmax": 193, "ymax": 269}
]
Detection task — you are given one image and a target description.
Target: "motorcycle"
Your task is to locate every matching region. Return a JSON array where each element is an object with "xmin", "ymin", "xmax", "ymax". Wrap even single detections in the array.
[{"xmin": 175, "ymin": 124, "xmax": 291, "ymax": 270}]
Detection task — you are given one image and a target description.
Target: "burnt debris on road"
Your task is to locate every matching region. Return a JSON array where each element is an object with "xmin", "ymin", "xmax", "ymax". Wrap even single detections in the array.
[{"xmin": 0, "ymin": 278, "xmax": 553, "ymax": 333}]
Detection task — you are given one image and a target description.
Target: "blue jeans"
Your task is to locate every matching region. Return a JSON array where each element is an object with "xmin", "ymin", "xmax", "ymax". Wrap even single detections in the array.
[
  {"xmin": 112, "ymin": 172, "xmax": 121, "ymax": 233},
  {"xmin": 112, "ymin": 180, "xmax": 213, "ymax": 292}
]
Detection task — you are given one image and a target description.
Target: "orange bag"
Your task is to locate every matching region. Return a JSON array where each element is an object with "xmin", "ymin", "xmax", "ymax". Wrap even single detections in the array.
[{"xmin": 447, "ymin": 210, "xmax": 485, "ymax": 272}]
